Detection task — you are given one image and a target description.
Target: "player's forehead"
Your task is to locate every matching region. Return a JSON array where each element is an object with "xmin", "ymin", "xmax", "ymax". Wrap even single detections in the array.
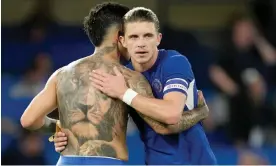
[{"xmin": 125, "ymin": 21, "xmax": 156, "ymax": 35}]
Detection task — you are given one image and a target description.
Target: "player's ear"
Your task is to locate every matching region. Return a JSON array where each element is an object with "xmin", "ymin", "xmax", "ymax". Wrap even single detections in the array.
[
  {"xmin": 156, "ymin": 33, "xmax": 162, "ymax": 46},
  {"xmin": 119, "ymin": 36, "xmax": 127, "ymax": 48}
]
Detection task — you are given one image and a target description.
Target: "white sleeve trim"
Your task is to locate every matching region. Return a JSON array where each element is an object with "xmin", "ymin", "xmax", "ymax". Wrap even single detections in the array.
[
  {"xmin": 163, "ymin": 83, "xmax": 188, "ymax": 93},
  {"xmin": 166, "ymin": 78, "xmax": 188, "ymax": 86}
]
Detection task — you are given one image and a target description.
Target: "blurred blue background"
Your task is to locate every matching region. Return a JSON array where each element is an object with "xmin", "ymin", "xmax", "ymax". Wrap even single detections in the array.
[{"xmin": 1, "ymin": 0, "xmax": 276, "ymax": 165}]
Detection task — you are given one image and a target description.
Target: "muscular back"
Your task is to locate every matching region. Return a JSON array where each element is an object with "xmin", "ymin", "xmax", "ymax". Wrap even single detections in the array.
[{"xmin": 56, "ymin": 55, "xmax": 128, "ymax": 160}]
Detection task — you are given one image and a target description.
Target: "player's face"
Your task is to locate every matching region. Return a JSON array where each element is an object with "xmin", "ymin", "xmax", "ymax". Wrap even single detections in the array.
[{"xmin": 121, "ymin": 21, "xmax": 162, "ymax": 64}]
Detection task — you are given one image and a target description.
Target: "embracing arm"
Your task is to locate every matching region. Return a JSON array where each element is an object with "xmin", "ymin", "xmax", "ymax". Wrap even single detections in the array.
[
  {"xmin": 161, "ymin": 93, "xmax": 208, "ymax": 134},
  {"xmin": 133, "ymin": 95, "xmax": 208, "ymax": 135},
  {"xmin": 123, "ymin": 55, "xmax": 198, "ymax": 125},
  {"xmin": 121, "ymin": 68, "xmax": 184, "ymax": 124},
  {"xmin": 91, "ymin": 67, "xmax": 184, "ymax": 125},
  {"xmin": 127, "ymin": 91, "xmax": 185, "ymax": 125},
  {"xmin": 90, "ymin": 57, "xmax": 208, "ymax": 134},
  {"xmin": 126, "ymin": 70, "xmax": 208, "ymax": 134},
  {"xmin": 138, "ymin": 106, "xmax": 208, "ymax": 135},
  {"xmin": 20, "ymin": 69, "xmax": 60, "ymax": 132}
]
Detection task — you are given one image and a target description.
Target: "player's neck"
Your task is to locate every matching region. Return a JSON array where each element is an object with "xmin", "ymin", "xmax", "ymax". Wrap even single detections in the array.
[
  {"xmin": 132, "ymin": 48, "xmax": 158, "ymax": 72},
  {"xmin": 93, "ymin": 43, "xmax": 120, "ymax": 63}
]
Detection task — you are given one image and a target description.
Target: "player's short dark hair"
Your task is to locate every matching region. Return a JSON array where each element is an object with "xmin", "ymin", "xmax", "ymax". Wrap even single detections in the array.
[
  {"xmin": 123, "ymin": 7, "xmax": 160, "ymax": 32},
  {"xmin": 84, "ymin": 2, "xmax": 129, "ymax": 47}
]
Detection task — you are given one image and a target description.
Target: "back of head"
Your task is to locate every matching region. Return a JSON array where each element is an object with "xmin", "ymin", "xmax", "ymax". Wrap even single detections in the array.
[
  {"xmin": 84, "ymin": 2, "xmax": 129, "ymax": 47},
  {"xmin": 123, "ymin": 7, "xmax": 160, "ymax": 32}
]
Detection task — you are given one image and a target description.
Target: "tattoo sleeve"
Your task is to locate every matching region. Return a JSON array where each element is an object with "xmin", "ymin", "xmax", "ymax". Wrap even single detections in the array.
[
  {"xmin": 166, "ymin": 103, "xmax": 208, "ymax": 134},
  {"xmin": 125, "ymin": 69, "xmax": 208, "ymax": 135}
]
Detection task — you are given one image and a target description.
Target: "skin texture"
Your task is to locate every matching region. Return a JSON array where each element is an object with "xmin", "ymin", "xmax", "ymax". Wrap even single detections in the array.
[{"xmin": 55, "ymin": 44, "xmax": 129, "ymax": 160}]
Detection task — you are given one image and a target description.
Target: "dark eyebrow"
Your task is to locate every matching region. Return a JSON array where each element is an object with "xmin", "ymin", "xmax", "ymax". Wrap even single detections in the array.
[
  {"xmin": 144, "ymin": 33, "xmax": 154, "ymax": 37},
  {"xmin": 128, "ymin": 34, "xmax": 138, "ymax": 38}
]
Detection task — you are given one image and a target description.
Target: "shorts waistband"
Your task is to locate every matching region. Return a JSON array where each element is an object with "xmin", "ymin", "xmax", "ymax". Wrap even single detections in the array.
[{"xmin": 57, "ymin": 155, "xmax": 127, "ymax": 165}]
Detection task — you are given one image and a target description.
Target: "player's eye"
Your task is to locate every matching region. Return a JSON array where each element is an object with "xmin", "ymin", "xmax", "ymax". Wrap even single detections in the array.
[
  {"xmin": 144, "ymin": 33, "xmax": 153, "ymax": 38},
  {"xmin": 129, "ymin": 35, "xmax": 138, "ymax": 39}
]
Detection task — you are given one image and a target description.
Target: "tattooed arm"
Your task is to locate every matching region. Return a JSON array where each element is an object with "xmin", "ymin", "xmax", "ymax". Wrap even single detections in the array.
[
  {"xmin": 124, "ymin": 68, "xmax": 208, "ymax": 135},
  {"xmin": 162, "ymin": 92, "xmax": 208, "ymax": 134},
  {"xmin": 20, "ymin": 69, "xmax": 60, "ymax": 131}
]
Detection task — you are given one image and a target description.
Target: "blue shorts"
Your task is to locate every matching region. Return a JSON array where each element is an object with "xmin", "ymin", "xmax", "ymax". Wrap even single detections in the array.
[{"xmin": 57, "ymin": 156, "xmax": 127, "ymax": 165}]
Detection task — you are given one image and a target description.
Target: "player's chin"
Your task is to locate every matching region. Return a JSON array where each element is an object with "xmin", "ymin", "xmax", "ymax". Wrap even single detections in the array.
[{"xmin": 136, "ymin": 58, "xmax": 150, "ymax": 64}]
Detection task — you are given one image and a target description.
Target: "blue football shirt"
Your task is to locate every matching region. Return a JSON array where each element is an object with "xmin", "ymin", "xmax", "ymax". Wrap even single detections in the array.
[{"xmin": 126, "ymin": 49, "xmax": 217, "ymax": 165}]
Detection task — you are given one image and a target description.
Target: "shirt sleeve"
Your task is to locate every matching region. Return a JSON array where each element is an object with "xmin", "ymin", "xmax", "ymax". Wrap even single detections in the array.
[{"xmin": 162, "ymin": 54, "xmax": 195, "ymax": 97}]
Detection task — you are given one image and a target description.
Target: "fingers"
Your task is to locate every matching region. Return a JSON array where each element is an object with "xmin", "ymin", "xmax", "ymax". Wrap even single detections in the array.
[
  {"xmin": 90, "ymin": 71, "xmax": 106, "ymax": 82},
  {"xmin": 54, "ymin": 132, "xmax": 67, "ymax": 143},
  {"xmin": 92, "ymin": 82, "xmax": 105, "ymax": 92},
  {"xmin": 89, "ymin": 70, "xmax": 109, "ymax": 92},
  {"xmin": 55, "ymin": 141, "xmax": 68, "ymax": 148},
  {"xmin": 53, "ymin": 132, "xmax": 67, "ymax": 153},
  {"xmin": 91, "ymin": 76, "xmax": 105, "ymax": 86},
  {"xmin": 113, "ymin": 66, "xmax": 123, "ymax": 76},
  {"xmin": 55, "ymin": 146, "xmax": 66, "ymax": 153},
  {"xmin": 197, "ymin": 90, "xmax": 206, "ymax": 106},
  {"xmin": 90, "ymin": 72, "xmax": 106, "ymax": 90},
  {"xmin": 198, "ymin": 90, "xmax": 203, "ymax": 100}
]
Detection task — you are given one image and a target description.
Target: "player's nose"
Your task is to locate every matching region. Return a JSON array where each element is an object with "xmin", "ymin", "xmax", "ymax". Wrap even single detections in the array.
[
  {"xmin": 136, "ymin": 39, "xmax": 146, "ymax": 48},
  {"xmin": 138, "ymin": 45, "xmax": 145, "ymax": 49}
]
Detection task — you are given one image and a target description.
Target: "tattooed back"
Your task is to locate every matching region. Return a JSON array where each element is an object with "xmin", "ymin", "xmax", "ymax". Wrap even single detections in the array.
[{"xmin": 56, "ymin": 55, "xmax": 128, "ymax": 160}]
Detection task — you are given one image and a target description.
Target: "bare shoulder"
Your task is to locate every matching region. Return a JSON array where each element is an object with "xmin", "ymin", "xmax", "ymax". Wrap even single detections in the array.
[{"xmin": 44, "ymin": 67, "xmax": 66, "ymax": 87}]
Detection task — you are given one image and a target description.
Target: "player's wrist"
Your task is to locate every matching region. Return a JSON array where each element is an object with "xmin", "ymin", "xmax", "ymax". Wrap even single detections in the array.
[
  {"xmin": 121, "ymin": 88, "xmax": 138, "ymax": 105},
  {"xmin": 118, "ymin": 86, "xmax": 128, "ymax": 99}
]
